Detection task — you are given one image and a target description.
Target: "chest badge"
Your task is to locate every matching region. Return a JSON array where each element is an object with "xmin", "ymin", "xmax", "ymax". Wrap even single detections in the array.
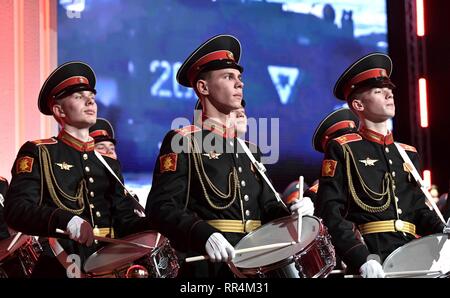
[
  {"xmin": 203, "ymin": 151, "xmax": 222, "ymax": 160},
  {"xmin": 55, "ymin": 162, "xmax": 74, "ymax": 171},
  {"xmin": 359, "ymin": 157, "xmax": 378, "ymax": 166}
]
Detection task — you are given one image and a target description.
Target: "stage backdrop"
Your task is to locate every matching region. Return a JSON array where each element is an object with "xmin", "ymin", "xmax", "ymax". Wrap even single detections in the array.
[{"xmin": 58, "ymin": 0, "xmax": 388, "ymax": 202}]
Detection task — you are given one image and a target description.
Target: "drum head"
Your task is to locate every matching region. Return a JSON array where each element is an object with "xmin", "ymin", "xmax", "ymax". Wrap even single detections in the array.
[
  {"xmin": 0, "ymin": 234, "xmax": 31, "ymax": 262},
  {"xmin": 84, "ymin": 231, "xmax": 164, "ymax": 275},
  {"xmin": 233, "ymin": 215, "xmax": 320, "ymax": 269},
  {"xmin": 383, "ymin": 233, "xmax": 450, "ymax": 277}
]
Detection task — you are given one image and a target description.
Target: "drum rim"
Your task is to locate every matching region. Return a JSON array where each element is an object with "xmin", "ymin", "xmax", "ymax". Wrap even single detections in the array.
[
  {"xmin": 83, "ymin": 230, "xmax": 165, "ymax": 275},
  {"xmin": 382, "ymin": 233, "xmax": 449, "ymax": 272},
  {"xmin": 231, "ymin": 215, "xmax": 322, "ymax": 270}
]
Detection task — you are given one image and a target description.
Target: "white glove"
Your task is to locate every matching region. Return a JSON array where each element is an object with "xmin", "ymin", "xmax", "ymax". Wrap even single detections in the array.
[
  {"xmin": 359, "ymin": 259, "xmax": 385, "ymax": 278},
  {"xmin": 205, "ymin": 232, "xmax": 235, "ymax": 263},
  {"xmin": 66, "ymin": 216, "xmax": 94, "ymax": 246},
  {"xmin": 443, "ymin": 218, "xmax": 450, "ymax": 234},
  {"xmin": 289, "ymin": 197, "xmax": 314, "ymax": 216}
]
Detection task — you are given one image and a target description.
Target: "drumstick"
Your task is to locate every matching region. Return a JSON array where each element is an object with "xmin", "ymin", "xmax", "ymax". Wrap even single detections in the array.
[
  {"xmin": 185, "ymin": 241, "xmax": 296, "ymax": 263},
  {"xmin": 297, "ymin": 176, "xmax": 304, "ymax": 243},
  {"xmin": 344, "ymin": 269, "xmax": 443, "ymax": 278},
  {"xmin": 6, "ymin": 232, "xmax": 23, "ymax": 251},
  {"xmin": 55, "ymin": 229, "xmax": 153, "ymax": 250}
]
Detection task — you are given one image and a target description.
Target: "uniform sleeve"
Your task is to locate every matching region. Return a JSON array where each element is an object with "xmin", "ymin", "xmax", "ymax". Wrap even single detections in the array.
[
  {"xmin": 408, "ymin": 151, "xmax": 445, "ymax": 234},
  {"xmin": 105, "ymin": 157, "xmax": 152, "ymax": 238},
  {"xmin": 316, "ymin": 140, "xmax": 370, "ymax": 269},
  {"xmin": 253, "ymin": 146, "xmax": 290, "ymax": 223},
  {"xmin": 4, "ymin": 142, "xmax": 74, "ymax": 237},
  {"xmin": 145, "ymin": 131, "xmax": 218, "ymax": 254}
]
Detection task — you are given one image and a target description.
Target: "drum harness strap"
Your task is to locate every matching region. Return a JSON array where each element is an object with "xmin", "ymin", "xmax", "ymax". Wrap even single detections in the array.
[{"xmin": 394, "ymin": 143, "xmax": 446, "ymax": 225}]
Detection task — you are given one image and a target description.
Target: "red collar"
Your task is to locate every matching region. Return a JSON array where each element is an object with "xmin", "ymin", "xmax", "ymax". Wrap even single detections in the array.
[
  {"xmin": 359, "ymin": 126, "xmax": 394, "ymax": 145},
  {"xmin": 58, "ymin": 130, "xmax": 95, "ymax": 152},
  {"xmin": 196, "ymin": 114, "xmax": 236, "ymax": 139}
]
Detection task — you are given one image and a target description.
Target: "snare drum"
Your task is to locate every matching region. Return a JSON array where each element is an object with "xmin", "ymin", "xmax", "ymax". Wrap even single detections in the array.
[
  {"xmin": 0, "ymin": 234, "xmax": 42, "ymax": 278},
  {"xmin": 383, "ymin": 233, "xmax": 450, "ymax": 278},
  {"xmin": 230, "ymin": 215, "xmax": 335, "ymax": 278},
  {"xmin": 84, "ymin": 231, "xmax": 179, "ymax": 278}
]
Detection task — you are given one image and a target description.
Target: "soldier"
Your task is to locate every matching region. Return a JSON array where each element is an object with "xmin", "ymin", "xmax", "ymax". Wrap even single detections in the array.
[
  {"xmin": 146, "ymin": 35, "xmax": 314, "ymax": 278},
  {"xmin": 89, "ymin": 118, "xmax": 117, "ymax": 160},
  {"xmin": 316, "ymin": 53, "xmax": 448, "ymax": 278},
  {"xmin": 282, "ymin": 108, "xmax": 359, "ymax": 205},
  {"xmin": 4, "ymin": 62, "xmax": 153, "ymax": 277}
]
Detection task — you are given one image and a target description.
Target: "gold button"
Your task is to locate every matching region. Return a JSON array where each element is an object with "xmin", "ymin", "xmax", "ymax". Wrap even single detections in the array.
[
  {"xmin": 241, "ymin": 180, "xmax": 246, "ymax": 187},
  {"xmin": 389, "ymin": 159, "xmax": 393, "ymax": 165},
  {"xmin": 385, "ymin": 147, "xmax": 390, "ymax": 153},
  {"xmin": 393, "ymin": 185, "xmax": 396, "ymax": 190},
  {"xmin": 90, "ymin": 191, "xmax": 94, "ymax": 198},
  {"xmin": 244, "ymin": 194, "xmax": 249, "ymax": 201},
  {"xmin": 245, "ymin": 210, "xmax": 250, "ymax": 216},
  {"xmin": 395, "ymin": 196, "xmax": 399, "ymax": 202},
  {"xmin": 83, "ymin": 153, "xmax": 88, "ymax": 160},
  {"xmin": 229, "ymin": 141, "xmax": 234, "ymax": 146},
  {"xmin": 89, "ymin": 177, "xmax": 94, "ymax": 183},
  {"xmin": 235, "ymin": 153, "xmax": 239, "ymax": 158},
  {"xmin": 394, "ymin": 219, "xmax": 404, "ymax": 231},
  {"xmin": 238, "ymin": 166, "xmax": 242, "ymax": 173},
  {"xmin": 96, "ymin": 211, "xmax": 101, "ymax": 217},
  {"xmin": 392, "ymin": 171, "xmax": 396, "ymax": 177},
  {"xmin": 397, "ymin": 208, "xmax": 402, "ymax": 214},
  {"xmin": 90, "ymin": 204, "xmax": 95, "ymax": 209},
  {"xmin": 85, "ymin": 166, "xmax": 90, "ymax": 172}
]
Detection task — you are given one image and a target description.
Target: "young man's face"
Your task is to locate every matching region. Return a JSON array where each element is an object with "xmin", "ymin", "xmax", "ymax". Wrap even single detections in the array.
[
  {"xmin": 353, "ymin": 87, "xmax": 395, "ymax": 122},
  {"xmin": 94, "ymin": 141, "xmax": 117, "ymax": 159},
  {"xmin": 202, "ymin": 68, "xmax": 244, "ymax": 114},
  {"xmin": 56, "ymin": 91, "xmax": 97, "ymax": 128}
]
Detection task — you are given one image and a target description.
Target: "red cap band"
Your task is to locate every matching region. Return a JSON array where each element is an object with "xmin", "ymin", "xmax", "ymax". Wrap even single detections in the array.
[
  {"xmin": 187, "ymin": 50, "xmax": 235, "ymax": 86},
  {"xmin": 343, "ymin": 68, "xmax": 388, "ymax": 100},
  {"xmin": 51, "ymin": 76, "xmax": 90, "ymax": 98},
  {"xmin": 90, "ymin": 130, "xmax": 110, "ymax": 138},
  {"xmin": 321, "ymin": 120, "xmax": 356, "ymax": 151}
]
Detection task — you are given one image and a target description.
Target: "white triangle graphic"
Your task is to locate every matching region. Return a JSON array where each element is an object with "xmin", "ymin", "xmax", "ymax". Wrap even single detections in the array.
[{"xmin": 267, "ymin": 66, "xmax": 299, "ymax": 105}]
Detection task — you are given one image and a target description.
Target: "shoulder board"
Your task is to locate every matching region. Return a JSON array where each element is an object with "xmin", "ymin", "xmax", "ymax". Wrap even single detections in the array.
[
  {"xmin": 175, "ymin": 125, "xmax": 201, "ymax": 136},
  {"xmin": 31, "ymin": 138, "xmax": 58, "ymax": 146},
  {"xmin": 308, "ymin": 183, "xmax": 319, "ymax": 194},
  {"xmin": 397, "ymin": 142, "xmax": 417, "ymax": 153},
  {"xmin": 333, "ymin": 133, "xmax": 362, "ymax": 145}
]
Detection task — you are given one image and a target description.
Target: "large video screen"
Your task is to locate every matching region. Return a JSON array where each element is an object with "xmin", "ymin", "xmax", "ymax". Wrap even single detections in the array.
[{"xmin": 58, "ymin": 0, "xmax": 388, "ymax": 200}]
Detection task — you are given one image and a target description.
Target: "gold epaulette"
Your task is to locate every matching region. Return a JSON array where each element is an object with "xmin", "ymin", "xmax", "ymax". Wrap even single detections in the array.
[
  {"xmin": 31, "ymin": 138, "xmax": 58, "ymax": 145},
  {"xmin": 333, "ymin": 133, "xmax": 362, "ymax": 145},
  {"xmin": 397, "ymin": 142, "xmax": 417, "ymax": 153},
  {"xmin": 175, "ymin": 125, "xmax": 201, "ymax": 136}
]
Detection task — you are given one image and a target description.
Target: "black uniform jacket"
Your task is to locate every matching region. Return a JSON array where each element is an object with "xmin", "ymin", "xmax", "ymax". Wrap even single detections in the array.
[
  {"xmin": 5, "ymin": 130, "xmax": 152, "ymax": 268},
  {"xmin": 146, "ymin": 118, "xmax": 289, "ymax": 257},
  {"xmin": 317, "ymin": 127, "xmax": 444, "ymax": 270}
]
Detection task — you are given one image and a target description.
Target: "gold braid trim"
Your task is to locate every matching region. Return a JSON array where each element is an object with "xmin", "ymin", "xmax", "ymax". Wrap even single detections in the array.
[
  {"xmin": 188, "ymin": 135, "xmax": 239, "ymax": 210},
  {"xmin": 343, "ymin": 144, "xmax": 392, "ymax": 213},
  {"xmin": 39, "ymin": 146, "xmax": 86, "ymax": 215}
]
